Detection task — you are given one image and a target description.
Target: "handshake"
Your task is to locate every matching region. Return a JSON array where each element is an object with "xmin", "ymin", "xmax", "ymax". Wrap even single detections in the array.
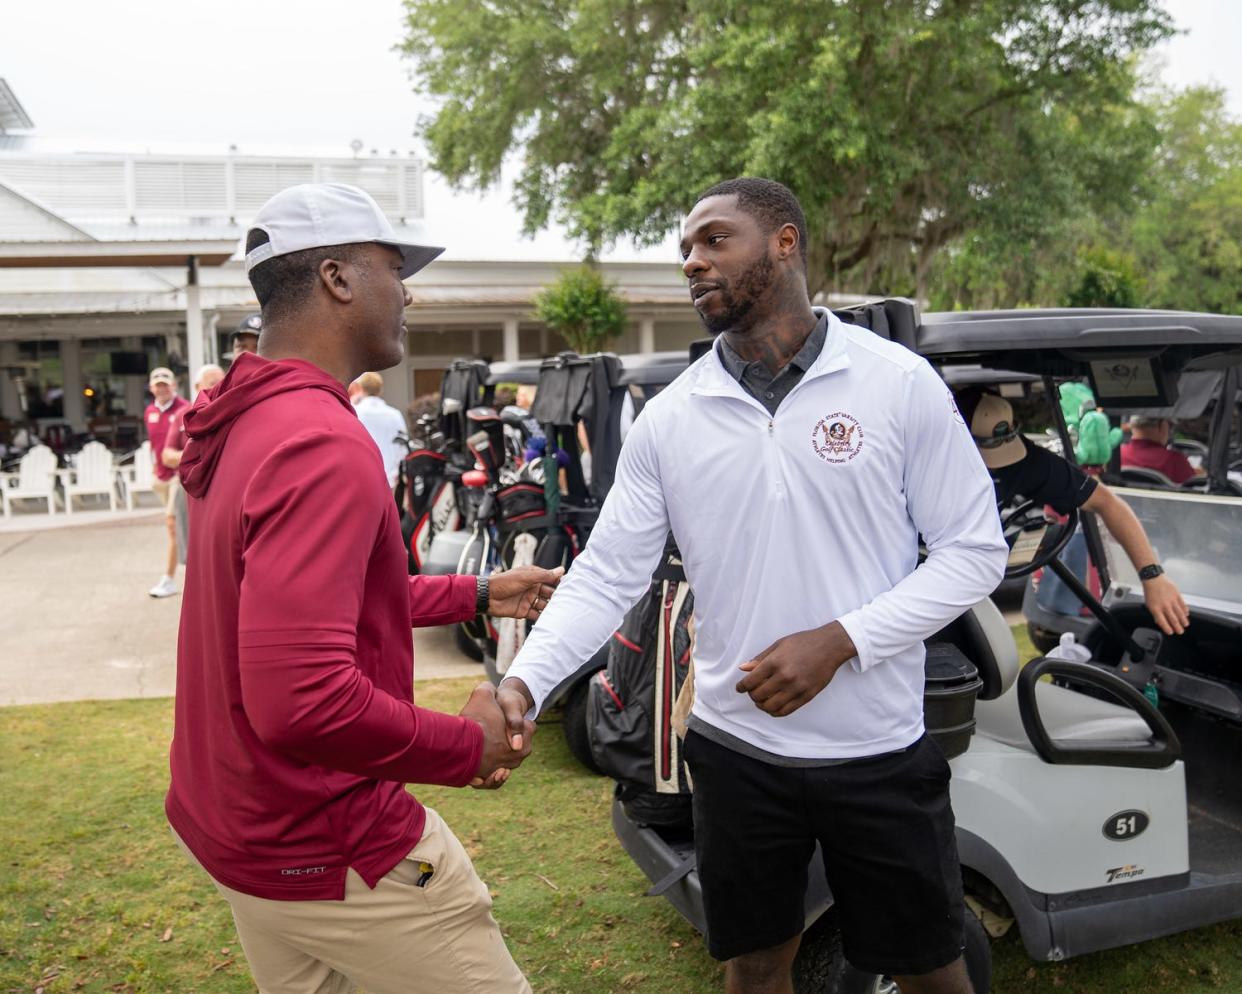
[
  {"xmin": 456, "ymin": 563, "xmax": 562, "ymax": 789},
  {"xmin": 459, "ymin": 679, "xmax": 538, "ymax": 788}
]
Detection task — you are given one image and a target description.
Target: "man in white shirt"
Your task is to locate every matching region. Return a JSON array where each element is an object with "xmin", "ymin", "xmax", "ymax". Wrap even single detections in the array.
[
  {"xmin": 498, "ymin": 178, "xmax": 1006, "ymax": 994},
  {"xmin": 352, "ymin": 371, "xmax": 409, "ymax": 489}
]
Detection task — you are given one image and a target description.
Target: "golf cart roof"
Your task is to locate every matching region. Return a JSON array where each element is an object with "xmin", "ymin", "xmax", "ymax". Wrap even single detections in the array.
[
  {"xmin": 916, "ymin": 308, "xmax": 1242, "ymax": 371},
  {"xmin": 485, "ymin": 358, "xmax": 543, "ymax": 386},
  {"xmin": 940, "ymin": 365, "xmax": 1040, "ymax": 388},
  {"xmin": 617, "ymin": 351, "xmax": 688, "ymax": 387}
]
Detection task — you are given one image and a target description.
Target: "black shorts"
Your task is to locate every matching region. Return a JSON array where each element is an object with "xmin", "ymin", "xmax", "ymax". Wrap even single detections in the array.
[{"xmin": 683, "ymin": 729, "xmax": 964, "ymax": 975}]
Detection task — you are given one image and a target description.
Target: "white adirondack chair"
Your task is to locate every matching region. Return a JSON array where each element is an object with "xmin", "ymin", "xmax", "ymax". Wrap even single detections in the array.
[
  {"xmin": 57, "ymin": 441, "xmax": 118, "ymax": 515},
  {"xmin": 116, "ymin": 441, "xmax": 160, "ymax": 510},
  {"xmin": 0, "ymin": 444, "xmax": 59, "ymax": 518}
]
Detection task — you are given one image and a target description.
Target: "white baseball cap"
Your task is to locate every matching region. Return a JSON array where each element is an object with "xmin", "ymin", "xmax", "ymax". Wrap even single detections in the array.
[{"xmin": 244, "ymin": 183, "xmax": 444, "ymax": 279}]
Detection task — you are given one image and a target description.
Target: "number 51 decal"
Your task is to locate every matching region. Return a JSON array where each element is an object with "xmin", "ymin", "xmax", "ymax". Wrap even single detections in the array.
[{"xmin": 1103, "ymin": 810, "xmax": 1150, "ymax": 841}]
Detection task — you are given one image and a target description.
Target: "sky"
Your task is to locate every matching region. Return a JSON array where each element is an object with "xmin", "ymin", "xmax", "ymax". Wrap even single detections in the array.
[{"xmin": 2, "ymin": 0, "xmax": 1240, "ymax": 262}]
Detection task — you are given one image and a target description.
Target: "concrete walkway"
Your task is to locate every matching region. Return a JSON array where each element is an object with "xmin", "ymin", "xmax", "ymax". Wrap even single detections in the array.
[
  {"xmin": 0, "ymin": 516, "xmax": 484, "ymax": 707},
  {"xmin": 0, "ymin": 504, "xmax": 167, "ymax": 535}
]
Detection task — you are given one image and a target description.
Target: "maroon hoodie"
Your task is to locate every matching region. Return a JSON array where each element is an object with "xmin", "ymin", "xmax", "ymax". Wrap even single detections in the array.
[{"xmin": 166, "ymin": 352, "xmax": 482, "ymax": 901}]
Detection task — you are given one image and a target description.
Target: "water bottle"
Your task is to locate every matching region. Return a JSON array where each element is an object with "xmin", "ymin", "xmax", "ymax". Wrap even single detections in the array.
[{"xmin": 1045, "ymin": 632, "xmax": 1093, "ymax": 664}]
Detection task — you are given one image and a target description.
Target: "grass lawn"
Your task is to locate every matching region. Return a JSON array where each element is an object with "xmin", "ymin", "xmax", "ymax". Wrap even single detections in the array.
[{"xmin": 2, "ymin": 644, "xmax": 1240, "ymax": 993}]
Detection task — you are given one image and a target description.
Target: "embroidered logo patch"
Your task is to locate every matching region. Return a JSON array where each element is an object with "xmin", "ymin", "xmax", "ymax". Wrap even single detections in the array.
[
  {"xmin": 811, "ymin": 412, "xmax": 864, "ymax": 463},
  {"xmin": 948, "ymin": 389, "xmax": 966, "ymax": 426}
]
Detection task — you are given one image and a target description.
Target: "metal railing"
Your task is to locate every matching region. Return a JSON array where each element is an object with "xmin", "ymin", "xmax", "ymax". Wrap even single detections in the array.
[{"xmin": 0, "ymin": 151, "xmax": 425, "ymax": 223}]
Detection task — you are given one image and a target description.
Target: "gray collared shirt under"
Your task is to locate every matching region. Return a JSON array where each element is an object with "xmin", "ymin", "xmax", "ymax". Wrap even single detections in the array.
[{"xmin": 717, "ymin": 312, "xmax": 828, "ymax": 415}]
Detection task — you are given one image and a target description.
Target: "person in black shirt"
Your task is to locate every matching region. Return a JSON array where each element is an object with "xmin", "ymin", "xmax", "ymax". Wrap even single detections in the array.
[{"xmin": 955, "ymin": 388, "xmax": 1189, "ymax": 636}]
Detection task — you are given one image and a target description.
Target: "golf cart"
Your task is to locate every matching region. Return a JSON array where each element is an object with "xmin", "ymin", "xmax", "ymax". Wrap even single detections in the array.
[
  {"xmin": 1020, "ymin": 353, "xmax": 1242, "ymax": 651},
  {"xmin": 608, "ymin": 304, "xmax": 1242, "ymax": 993}
]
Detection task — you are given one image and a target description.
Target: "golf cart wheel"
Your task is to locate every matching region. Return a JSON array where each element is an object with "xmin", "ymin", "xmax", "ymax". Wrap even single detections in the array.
[
  {"xmin": 455, "ymin": 624, "xmax": 485, "ymax": 663},
  {"xmin": 561, "ymin": 674, "xmax": 605, "ymax": 776},
  {"xmin": 792, "ymin": 911, "xmax": 990, "ymax": 994},
  {"xmin": 1026, "ymin": 622, "xmax": 1062, "ymax": 656}
]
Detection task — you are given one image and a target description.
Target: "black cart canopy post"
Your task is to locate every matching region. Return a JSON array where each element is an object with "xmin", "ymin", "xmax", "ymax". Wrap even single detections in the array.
[
  {"xmin": 530, "ymin": 352, "xmax": 625, "ymax": 503},
  {"xmin": 439, "ymin": 358, "xmax": 490, "ymax": 448}
]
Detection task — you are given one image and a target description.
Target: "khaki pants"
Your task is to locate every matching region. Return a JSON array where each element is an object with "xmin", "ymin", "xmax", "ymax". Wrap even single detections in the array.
[
  {"xmin": 173, "ymin": 808, "xmax": 531, "ymax": 994},
  {"xmin": 152, "ymin": 478, "xmax": 173, "ymax": 514}
]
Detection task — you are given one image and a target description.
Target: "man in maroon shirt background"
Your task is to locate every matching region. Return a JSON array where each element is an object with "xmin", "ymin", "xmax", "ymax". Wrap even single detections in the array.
[
  {"xmin": 144, "ymin": 367, "xmax": 189, "ymax": 598},
  {"xmin": 1121, "ymin": 416, "xmax": 1202, "ymax": 485},
  {"xmin": 167, "ymin": 183, "xmax": 558, "ymax": 994}
]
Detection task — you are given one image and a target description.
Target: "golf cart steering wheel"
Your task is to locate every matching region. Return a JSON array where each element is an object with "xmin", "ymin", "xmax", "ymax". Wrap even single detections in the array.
[{"xmin": 1000, "ymin": 500, "xmax": 1080, "ymax": 579}]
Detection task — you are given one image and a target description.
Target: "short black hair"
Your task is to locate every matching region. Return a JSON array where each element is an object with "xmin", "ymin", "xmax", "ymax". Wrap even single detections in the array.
[
  {"xmin": 245, "ymin": 229, "xmax": 368, "ymax": 323},
  {"xmin": 694, "ymin": 177, "xmax": 809, "ymax": 270}
]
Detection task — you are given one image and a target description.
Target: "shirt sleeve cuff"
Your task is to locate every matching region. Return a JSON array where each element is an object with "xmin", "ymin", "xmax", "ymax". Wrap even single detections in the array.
[
  {"xmin": 453, "ymin": 714, "xmax": 485, "ymax": 787},
  {"xmin": 837, "ymin": 611, "xmax": 877, "ymax": 674},
  {"xmin": 502, "ymin": 667, "xmax": 548, "ymax": 719}
]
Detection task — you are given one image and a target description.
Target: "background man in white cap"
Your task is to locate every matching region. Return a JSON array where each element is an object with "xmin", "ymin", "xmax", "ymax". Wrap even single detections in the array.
[
  {"xmin": 954, "ymin": 387, "xmax": 1189, "ymax": 636},
  {"xmin": 144, "ymin": 366, "xmax": 188, "ymax": 598},
  {"xmin": 165, "ymin": 183, "xmax": 557, "ymax": 994}
]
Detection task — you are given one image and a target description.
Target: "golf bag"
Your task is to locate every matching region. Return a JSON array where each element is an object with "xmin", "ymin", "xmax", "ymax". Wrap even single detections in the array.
[
  {"xmin": 588, "ymin": 542, "xmax": 695, "ymax": 827},
  {"xmin": 399, "ymin": 448, "xmax": 457, "ymax": 573}
]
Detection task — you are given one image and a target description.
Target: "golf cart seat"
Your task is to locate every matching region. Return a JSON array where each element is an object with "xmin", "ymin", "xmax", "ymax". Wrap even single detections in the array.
[
  {"xmin": 943, "ymin": 598, "xmax": 1153, "ymax": 751},
  {"xmin": 977, "ymin": 682, "xmax": 1153, "ymax": 751},
  {"xmin": 1119, "ymin": 466, "xmax": 1178, "ymax": 489},
  {"xmin": 934, "ymin": 596, "xmax": 1020, "ymax": 702}
]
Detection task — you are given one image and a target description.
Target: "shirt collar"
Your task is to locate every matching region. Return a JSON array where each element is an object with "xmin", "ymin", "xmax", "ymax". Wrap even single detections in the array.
[
  {"xmin": 155, "ymin": 396, "xmax": 176, "ymax": 412},
  {"xmin": 694, "ymin": 307, "xmax": 850, "ymax": 399},
  {"xmin": 717, "ymin": 312, "xmax": 828, "ymax": 383}
]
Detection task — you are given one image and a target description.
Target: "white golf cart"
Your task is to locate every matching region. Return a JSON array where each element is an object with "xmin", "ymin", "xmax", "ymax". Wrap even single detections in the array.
[{"xmin": 610, "ymin": 303, "xmax": 1242, "ymax": 994}]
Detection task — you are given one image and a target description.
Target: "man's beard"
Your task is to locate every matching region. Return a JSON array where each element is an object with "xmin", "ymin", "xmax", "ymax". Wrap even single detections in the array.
[{"xmin": 697, "ymin": 252, "xmax": 775, "ymax": 336}]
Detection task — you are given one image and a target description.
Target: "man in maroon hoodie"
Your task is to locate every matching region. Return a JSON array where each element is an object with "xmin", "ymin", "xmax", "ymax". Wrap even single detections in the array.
[{"xmin": 167, "ymin": 183, "xmax": 559, "ymax": 994}]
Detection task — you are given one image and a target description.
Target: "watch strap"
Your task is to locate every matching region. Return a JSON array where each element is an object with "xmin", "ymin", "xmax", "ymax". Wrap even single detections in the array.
[
  {"xmin": 475, "ymin": 575, "xmax": 490, "ymax": 614},
  {"xmin": 1138, "ymin": 563, "xmax": 1165, "ymax": 582}
]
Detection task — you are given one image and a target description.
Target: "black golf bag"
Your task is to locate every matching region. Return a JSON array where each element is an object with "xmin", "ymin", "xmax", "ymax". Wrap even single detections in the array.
[
  {"xmin": 399, "ymin": 448, "xmax": 456, "ymax": 573},
  {"xmin": 588, "ymin": 542, "xmax": 695, "ymax": 827}
]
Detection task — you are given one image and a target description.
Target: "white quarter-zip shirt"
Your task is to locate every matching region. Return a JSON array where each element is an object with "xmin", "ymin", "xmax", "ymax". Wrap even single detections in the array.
[{"xmin": 506, "ymin": 308, "xmax": 1007, "ymax": 759}]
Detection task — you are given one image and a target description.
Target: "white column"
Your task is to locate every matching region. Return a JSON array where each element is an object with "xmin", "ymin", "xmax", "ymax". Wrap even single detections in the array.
[
  {"xmin": 122, "ymin": 337, "xmax": 145, "ymax": 415},
  {"xmin": 639, "ymin": 317, "xmax": 656, "ymax": 354},
  {"xmin": 502, "ymin": 316, "xmax": 520, "ymax": 362},
  {"xmin": 185, "ymin": 258, "xmax": 205, "ymax": 401},
  {"xmin": 203, "ymin": 313, "xmax": 220, "ymax": 367},
  {"xmin": 0, "ymin": 341, "xmax": 22, "ymax": 420},
  {"xmin": 61, "ymin": 338, "xmax": 85, "ymax": 430}
]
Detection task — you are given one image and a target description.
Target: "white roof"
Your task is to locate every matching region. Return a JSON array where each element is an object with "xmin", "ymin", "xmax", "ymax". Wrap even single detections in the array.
[
  {"xmin": 0, "ymin": 144, "xmax": 427, "ymax": 246},
  {"xmin": 0, "ymin": 79, "xmax": 34, "ymax": 133}
]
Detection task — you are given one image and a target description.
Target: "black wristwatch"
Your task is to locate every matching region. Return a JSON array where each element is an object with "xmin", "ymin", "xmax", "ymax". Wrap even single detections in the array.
[
  {"xmin": 475, "ymin": 575, "xmax": 490, "ymax": 614},
  {"xmin": 1138, "ymin": 563, "xmax": 1165, "ymax": 582}
]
